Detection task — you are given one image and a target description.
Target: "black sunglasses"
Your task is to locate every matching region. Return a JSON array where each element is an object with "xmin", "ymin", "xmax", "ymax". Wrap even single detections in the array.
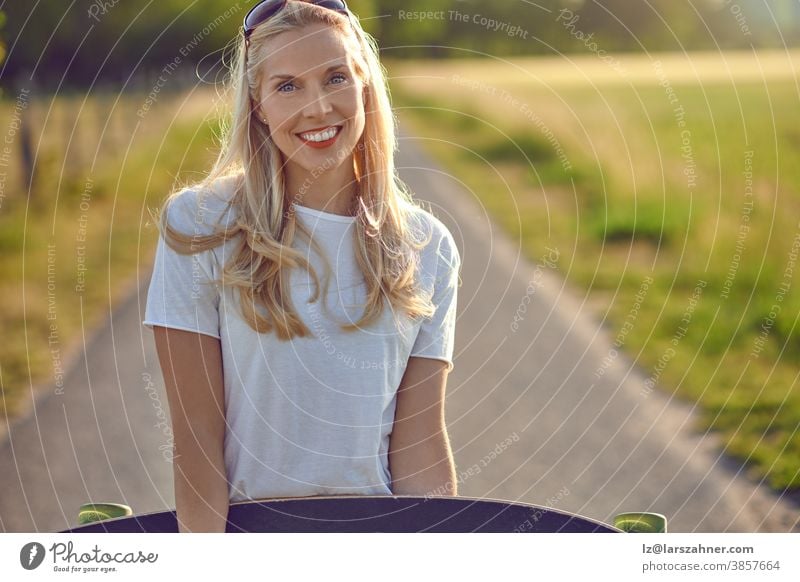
[{"xmin": 243, "ymin": 0, "xmax": 350, "ymax": 40}]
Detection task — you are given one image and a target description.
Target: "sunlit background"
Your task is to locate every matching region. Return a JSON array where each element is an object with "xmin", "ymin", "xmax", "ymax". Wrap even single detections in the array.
[{"xmin": 0, "ymin": 1, "xmax": 798, "ymax": 532}]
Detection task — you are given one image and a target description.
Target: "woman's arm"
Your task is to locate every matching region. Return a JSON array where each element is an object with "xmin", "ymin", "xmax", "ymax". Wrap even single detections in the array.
[
  {"xmin": 153, "ymin": 326, "xmax": 229, "ymax": 532},
  {"xmin": 389, "ymin": 356, "xmax": 457, "ymax": 497}
]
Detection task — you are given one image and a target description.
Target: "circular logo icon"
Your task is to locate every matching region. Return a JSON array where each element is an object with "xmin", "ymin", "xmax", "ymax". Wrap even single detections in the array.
[{"xmin": 19, "ymin": 542, "xmax": 46, "ymax": 570}]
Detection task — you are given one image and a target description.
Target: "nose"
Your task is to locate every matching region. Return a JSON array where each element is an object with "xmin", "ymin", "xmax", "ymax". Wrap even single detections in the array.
[{"xmin": 302, "ymin": 84, "xmax": 333, "ymax": 120}]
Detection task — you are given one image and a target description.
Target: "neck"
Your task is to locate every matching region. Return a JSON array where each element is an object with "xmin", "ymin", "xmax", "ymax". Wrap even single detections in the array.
[{"xmin": 286, "ymin": 158, "xmax": 359, "ymax": 216}]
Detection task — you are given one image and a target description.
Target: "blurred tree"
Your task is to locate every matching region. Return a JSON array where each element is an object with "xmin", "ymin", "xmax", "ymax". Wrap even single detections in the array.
[
  {"xmin": 0, "ymin": 9, "xmax": 6, "ymax": 67},
  {"xmin": 2, "ymin": 1, "xmax": 243, "ymax": 90},
  {"xmin": 561, "ymin": 0, "xmax": 739, "ymax": 52},
  {"xmin": 0, "ymin": 0, "xmax": 792, "ymax": 92},
  {"xmin": 0, "ymin": 9, "xmax": 6, "ymax": 99}
]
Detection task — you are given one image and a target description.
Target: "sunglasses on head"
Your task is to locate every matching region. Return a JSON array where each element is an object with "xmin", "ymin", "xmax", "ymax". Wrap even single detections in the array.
[{"xmin": 243, "ymin": 0, "xmax": 350, "ymax": 40}]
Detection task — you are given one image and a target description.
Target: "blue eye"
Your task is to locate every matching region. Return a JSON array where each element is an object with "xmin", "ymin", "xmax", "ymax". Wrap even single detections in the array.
[{"xmin": 277, "ymin": 73, "xmax": 347, "ymax": 93}]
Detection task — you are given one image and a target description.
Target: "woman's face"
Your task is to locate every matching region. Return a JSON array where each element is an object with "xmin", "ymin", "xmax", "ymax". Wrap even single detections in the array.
[{"xmin": 255, "ymin": 23, "xmax": 366, "ymax": 176}]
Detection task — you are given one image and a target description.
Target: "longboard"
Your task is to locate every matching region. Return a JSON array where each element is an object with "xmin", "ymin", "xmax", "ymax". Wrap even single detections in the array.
[{"xmin": 62, "ymin": 495, "xmax": 634, "ymax": 533}]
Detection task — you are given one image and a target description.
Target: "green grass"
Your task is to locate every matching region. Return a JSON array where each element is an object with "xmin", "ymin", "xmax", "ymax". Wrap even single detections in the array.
[
  {"xmin": 391, "ymin": 70, "xmax": 800, "ymax": 492},
  {"xmin": 0, "ymin": 89, "xmax": 220, "ymax": 418}
]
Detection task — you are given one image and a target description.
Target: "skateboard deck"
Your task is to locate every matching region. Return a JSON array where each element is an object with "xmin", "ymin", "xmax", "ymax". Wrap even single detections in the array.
[{"xmin": 63, "ymin": 495, "xmax": 621, "ymax": 533}]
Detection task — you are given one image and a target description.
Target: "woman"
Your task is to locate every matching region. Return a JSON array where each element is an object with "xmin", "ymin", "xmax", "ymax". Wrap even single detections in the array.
[{"xmin": 143, "ymin": 0, "xmax": 461, "ymax": 532}]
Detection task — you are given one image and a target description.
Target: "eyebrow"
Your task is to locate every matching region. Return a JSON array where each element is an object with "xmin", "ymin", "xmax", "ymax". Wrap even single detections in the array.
[{"xmin": 268, "ymin": 63, "xmax": 348, "ymax": 82}]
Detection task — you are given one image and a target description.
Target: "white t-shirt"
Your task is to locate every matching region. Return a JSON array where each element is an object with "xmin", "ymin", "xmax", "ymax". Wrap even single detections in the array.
[{"xmin": 143, "ymin": 184, "xmax": 460, "ymax": 502}]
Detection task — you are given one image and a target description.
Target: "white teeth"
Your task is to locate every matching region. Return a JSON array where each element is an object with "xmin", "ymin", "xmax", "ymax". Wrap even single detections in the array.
[{"xmin": 299, "ymin": 126, "xmax": 339, "ymax": 142}]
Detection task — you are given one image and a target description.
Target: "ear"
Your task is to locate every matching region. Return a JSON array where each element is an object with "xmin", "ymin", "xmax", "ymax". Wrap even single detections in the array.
[
  {"xmin": 250, "ymin": 93, "xmax": 267, "ymax": 125},
  {"xmin": 255, "ymin": 104, "xmax": 268, "ymax": 125}
]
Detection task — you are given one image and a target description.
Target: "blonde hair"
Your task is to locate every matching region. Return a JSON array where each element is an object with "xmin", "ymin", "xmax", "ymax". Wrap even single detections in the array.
[{"xmin": 151, "ymin": 1, "xmax": 435, "ymax": 340}]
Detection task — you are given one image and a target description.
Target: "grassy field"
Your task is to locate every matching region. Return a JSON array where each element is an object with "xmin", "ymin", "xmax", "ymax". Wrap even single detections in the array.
[
  {"xmin": 0, "ymin": 86, "xmax": 220, "ymax": 420},
  {"xmin": 387, "ymin": 52, "xmax": 799, "ymax": 491}
]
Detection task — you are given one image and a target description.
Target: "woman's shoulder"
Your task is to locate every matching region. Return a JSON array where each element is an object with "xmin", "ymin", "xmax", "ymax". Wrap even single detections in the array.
[
  {"xmin": 164, "ymin": 175, "xmax": 240, "ymax": 235},
  {"xmin": 403, "ymin": 202, "xmax": 453, "ymax": 240},
  {"xmin": 403, "ymin": 202, "xmax": 460, "ymax": 269}
]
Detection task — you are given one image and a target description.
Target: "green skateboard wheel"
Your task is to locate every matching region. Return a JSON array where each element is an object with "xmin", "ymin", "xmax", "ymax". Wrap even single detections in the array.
[
  {"xmin": 613, "ymin": 512, "xmax": 668, "ymax": 533},
  {"xmin": 78, "ymin": 503, "xmax": 133, "ymax": 525}
]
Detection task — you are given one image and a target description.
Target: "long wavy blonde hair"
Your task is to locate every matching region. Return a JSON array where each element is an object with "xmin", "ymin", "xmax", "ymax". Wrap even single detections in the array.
[{"xmin": 151, "ymin": 1, "xmax": 436, "ymax": 340}]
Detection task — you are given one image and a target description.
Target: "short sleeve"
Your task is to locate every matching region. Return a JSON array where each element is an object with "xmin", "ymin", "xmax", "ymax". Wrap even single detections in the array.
[
  {"xmin": 409, "ymin": 224, "xmax": 461, "ymax": 372},
  {"xmin": 143, "ymin": 191, "xmax": 221, "ymax": 339}
]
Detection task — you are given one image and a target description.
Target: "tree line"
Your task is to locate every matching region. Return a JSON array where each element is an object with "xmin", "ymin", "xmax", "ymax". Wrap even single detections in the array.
[{"xmin": 1, "ymin": 0, "xmax": 797, "ymax": 92}]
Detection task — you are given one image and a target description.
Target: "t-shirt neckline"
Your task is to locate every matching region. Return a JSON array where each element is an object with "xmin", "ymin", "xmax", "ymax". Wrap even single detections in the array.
[{"xmin": 293, "ymin": 203, "xmax": 356, "ymax": 223}]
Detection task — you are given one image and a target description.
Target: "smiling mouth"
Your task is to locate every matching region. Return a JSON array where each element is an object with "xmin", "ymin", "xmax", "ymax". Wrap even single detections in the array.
[{"xmin": 296, "ymin": 125, "xmax": 343, "ymax": 142}]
